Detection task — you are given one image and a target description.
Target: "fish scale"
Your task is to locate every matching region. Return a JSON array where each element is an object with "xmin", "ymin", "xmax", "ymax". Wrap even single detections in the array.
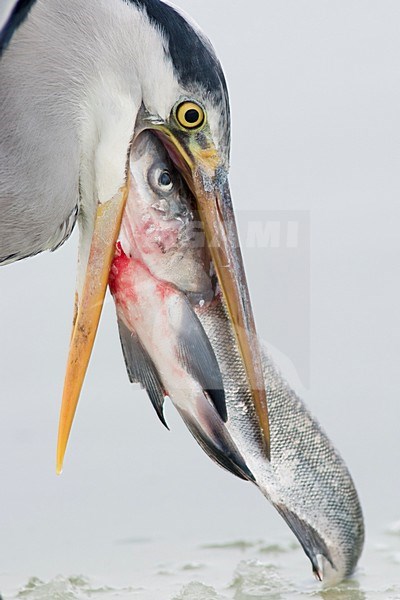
[{"xmin": 196, "ymin": 297, "xmax": 364, "ymax": 584}]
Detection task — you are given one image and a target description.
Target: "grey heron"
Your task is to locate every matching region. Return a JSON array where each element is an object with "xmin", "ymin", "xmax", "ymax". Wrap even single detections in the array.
[
  {"xmin": 0, "ymin": 0, "xmax": 270, "ymax": 464},
  {"xmin": 0, "ymin": 0, "xmax": 364, "ymax": 584}
]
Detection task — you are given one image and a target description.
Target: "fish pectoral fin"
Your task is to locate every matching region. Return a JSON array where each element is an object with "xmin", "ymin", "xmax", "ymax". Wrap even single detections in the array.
[
  {"xmin": 175, "ymin": 298, "xmax": 227, "ymax": 423},
  {"xmin": 177, "ymin": 393, "xmax": 254, "ymax": 482},
  {"xmin": 118, "ymin": 317, "xmax": 169, "ymax": 429},
  {"xmin": 274, "ymin": 503, "xmax": 335, "ymax": 581}
]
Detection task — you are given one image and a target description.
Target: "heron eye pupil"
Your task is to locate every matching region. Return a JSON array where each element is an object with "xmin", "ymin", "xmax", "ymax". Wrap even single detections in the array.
[
  {"xmin": 185, "ymin": 109, "xmax": 200, "ymax": 124},
  {"xmin": 159, "ymin": 171, "xmax": 172, "ymax": 187}
]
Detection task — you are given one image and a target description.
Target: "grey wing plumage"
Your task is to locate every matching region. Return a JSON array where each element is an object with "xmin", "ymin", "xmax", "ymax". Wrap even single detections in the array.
[{"xmin": 0, "ymin": 0, "xmax": 80, "ymax": 266}]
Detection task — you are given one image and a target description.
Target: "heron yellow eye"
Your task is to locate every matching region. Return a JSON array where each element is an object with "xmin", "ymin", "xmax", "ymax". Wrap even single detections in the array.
[{"xmin": 176, "ymin": 101, "xmax": 205, "ymax": 130}]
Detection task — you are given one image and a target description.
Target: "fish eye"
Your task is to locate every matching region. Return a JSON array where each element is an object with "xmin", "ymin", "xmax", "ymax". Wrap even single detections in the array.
[
  {"xmin": 176, "ymin": 101, "xmax": 205, "ymax": 130},
  {"xmin": 159, "ymin": 170, "xmax": 172, "ymax": 189},
  {"xmin": 148, "ymin": 165, "xmax": 174, "ymax": 195}
]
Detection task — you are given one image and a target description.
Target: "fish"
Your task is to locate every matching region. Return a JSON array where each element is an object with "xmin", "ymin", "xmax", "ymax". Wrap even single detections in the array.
[
  {"xmin": 109, "ymin": 131, "xmax": 365, "ymax": 585},
  {"xmin": 117, "ymin": 130, "xmax": 213, "ymax": 300},
  {"xmin": 196, "ymin": 299, "xmax": 364, "ymax": 584}
]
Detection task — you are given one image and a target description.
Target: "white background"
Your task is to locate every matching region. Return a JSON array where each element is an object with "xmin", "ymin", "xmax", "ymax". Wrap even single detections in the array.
[{"xmin": 0, "ymin": 0, "xmax": 399, "ymax": 594}]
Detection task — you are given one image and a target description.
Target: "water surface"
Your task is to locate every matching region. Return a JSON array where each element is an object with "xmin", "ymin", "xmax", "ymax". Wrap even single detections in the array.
[{"xmin": 1, "ymin": 526, "xmax": 400, "ymax": 599}]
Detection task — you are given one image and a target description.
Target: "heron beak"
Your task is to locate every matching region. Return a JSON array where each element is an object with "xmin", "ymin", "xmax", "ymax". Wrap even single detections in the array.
[
  {"xmin": 152, "ymin": 126, "xmax": 271, "ymax": 459},
  {"xmin": 56, "ymin": 189, "xmax": 128, "ymax": 474}
]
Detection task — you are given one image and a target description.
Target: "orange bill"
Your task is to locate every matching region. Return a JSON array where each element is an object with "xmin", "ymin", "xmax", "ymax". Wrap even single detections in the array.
[{"xmin": 56, "ymin": 189, "xmax": 128, "ymax": 474}]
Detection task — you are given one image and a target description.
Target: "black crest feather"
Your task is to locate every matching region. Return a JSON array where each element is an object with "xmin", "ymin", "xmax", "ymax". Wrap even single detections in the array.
[
  {"xmin": 129, "ymin": 0, "xmax": 228, "ymax": 104},
  {"xmin": 0, "ymin": 0, "xmax": 36, "ymax": 55}
]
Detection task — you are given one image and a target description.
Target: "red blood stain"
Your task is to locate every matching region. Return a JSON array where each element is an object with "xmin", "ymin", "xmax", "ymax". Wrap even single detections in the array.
[
  {"xmin": 109, "ymin": 242, "xmax": 130, "ymax": 294},
  {"xmin": 110, "ymin": 242, "xmax": 177, "ymax": 300}
]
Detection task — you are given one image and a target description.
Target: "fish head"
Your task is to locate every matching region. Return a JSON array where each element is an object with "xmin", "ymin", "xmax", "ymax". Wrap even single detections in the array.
[{"xmin": 121, "ymin": 129, "xmax": 213, "ymax": 299}]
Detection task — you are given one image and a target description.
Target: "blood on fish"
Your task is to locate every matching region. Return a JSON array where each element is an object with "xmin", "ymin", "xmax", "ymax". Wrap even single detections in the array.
[{"xmin": 109, "ymin": 242, "xmax": 178, "ymax": 310}]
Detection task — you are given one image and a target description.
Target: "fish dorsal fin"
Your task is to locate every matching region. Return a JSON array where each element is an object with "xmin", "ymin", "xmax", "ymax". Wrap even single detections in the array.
[
  {"xmin": 118, "ymin": 317, "xmax": 168, "ymax": 429},
  {"xmin": 175, "ymin": 297, "xmax": 227, "ymax": 423}
]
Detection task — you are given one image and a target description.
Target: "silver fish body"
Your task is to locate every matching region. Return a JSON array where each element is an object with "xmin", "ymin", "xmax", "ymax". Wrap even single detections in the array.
[{"xmin": 197, "ymin": 298, "xmax": 364, "ymax": 584}]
